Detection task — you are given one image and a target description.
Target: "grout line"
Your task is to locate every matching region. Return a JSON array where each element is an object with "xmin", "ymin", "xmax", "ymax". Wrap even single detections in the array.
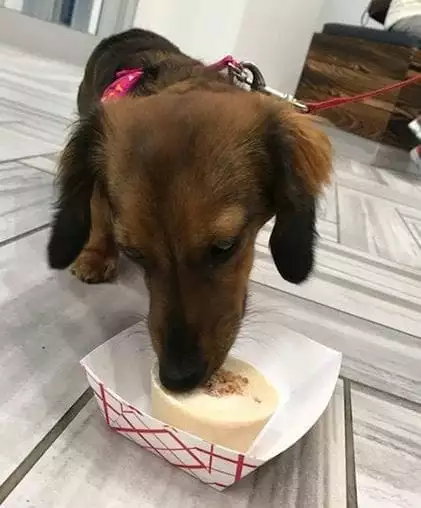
[
  {"xmin": 344, "ymin": 379, "xmax": 358, "ymax": 508},
  {"xmin": 317, "ymin": 218, "xmax": 337, "ymax": 225},
  {"xmin": 319, "ymin": 237, "xmax": 421, "ymax": 281},
  {"xmin": 334, "ymin": 181, "xmax": 341, "ymax": 244},
  {"xmin": 314, "ymin": 268, "xmax": 421, "ymax": 316},
  {"xmin": 0, "ymin": 151, "xmax": 59, "ymax": 165},
  {"xmin": 0, "ymin": 120, "xmax": 23, "ymax": 126},
  {"xmin": 337, "ymin": 178, "xmax": 421, "ymax": 209},
  {"xmin": 396, "ymin": 208, "xmax": 421, "ymax": 250},
  {"xmin": 250, "ymin": 278, "xmax": 421, "ymax": 342},
  {"xmin": 0, "ymin": 223, "xmax": 51, "ymax": 248},
  {"xmin": 0, "ymin": 388, "xmax": 92, "ymax": 504},
  {"xmin": 20, "ymin": 160, "xmax": 57, "ymax": 177},
  {"xmin": 350, "ymin": 379, "xmax": 421, "ymax": 413}
]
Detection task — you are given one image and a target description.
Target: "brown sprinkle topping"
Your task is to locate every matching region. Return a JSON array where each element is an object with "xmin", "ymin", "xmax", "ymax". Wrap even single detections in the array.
[{"xmin": 203, "ymin": 368, "xmax": 249, "ymax": 397}]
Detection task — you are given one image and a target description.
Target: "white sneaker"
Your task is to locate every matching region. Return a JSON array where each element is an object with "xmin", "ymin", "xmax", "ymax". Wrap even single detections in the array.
[
  {"xmin": 410, "ymin": 145, "xmax": 421, "ymax": 170},
  {"xmin": 408, "ymin": 118, "xmax": 421, "ymax": 141}
]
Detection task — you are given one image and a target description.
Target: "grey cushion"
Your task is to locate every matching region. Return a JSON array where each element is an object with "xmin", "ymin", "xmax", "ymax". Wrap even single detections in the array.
[{"xmin": 323, "ymin": 23, "xmax": 421, "ymax": 48}]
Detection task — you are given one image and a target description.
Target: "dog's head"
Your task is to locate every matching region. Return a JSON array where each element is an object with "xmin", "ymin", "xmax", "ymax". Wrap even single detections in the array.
[{"xmin": 48, "ymin": 87, "xmax": 331, "ymax": 391}]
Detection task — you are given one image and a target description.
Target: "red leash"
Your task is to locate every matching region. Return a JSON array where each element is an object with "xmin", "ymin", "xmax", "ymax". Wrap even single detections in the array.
[
  {"xmin": 101, "ymin": 55, "xmax": 421, "ymax": 114},
  {"xmin": 213, "ymin": 57, "xmax": 421, "ymax": 113},
  {"xmin": 304, "ymin": 74, "xmax": 421, "ymax": 114}
]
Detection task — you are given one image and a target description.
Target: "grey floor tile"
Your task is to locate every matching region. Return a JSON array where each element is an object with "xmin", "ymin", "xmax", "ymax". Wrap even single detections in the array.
[
  {"xmin": 0, "ymin": 125, "xmax": 60, "ymax": 161},
  {"xmin": 253, "ymin": 234, "xmax": 421, "ymax": 337},
  {"xmin": 0, "ymin": 81, "xmax": 77, "ymax": 120},
  {"xmin": 316, "ymin": 218, "xmax": 338, "ymax": 243},
  {"xmin": 337, "ymin": 186, "xmax": 373, "ymax": 254},
  {"xmin": 0, "ymin": 389, "xmax": 92, "ymax": 502},
  {"xmin": 399, "ymin": 212, "xmax": 421, "ymax": 248},
  {"xmin": 0, "ymin": 229, "xmax": 148, "ymax": 484},
  {"xmin": 21, "ymin": 156, "xmax": 58, "ymax": 175},
  {"xmin": 0, "ymin": 119, "xmax": 70, "ymax": 155},
  {"xmin": 0, "ymin": 113, "xmax": 22, "ymax": 123},
  {"xmin": 1, "ymin": 118, "xmax": 70, "ymax": 147},
  {"xmin": 0, "ymin": 45, "xmax": 80, "ymax": 158},
  {"xmin": 0, "ymin": 163, "xmax": 53, "ymax": 242},
  {"xmin": 248, "ymin": 281, "xmax": 421, "ymax": 405},
  {"xmin": 375, "ymin": 167, "xmax": 421, "ymax": 198},
  {"xmin": 318, "ymin": 182, "xmax": 338, "ymax": 223},
  {"xmin": 323, "ymin": 125, "xmax": 417, "ymax": 174},
  {"xmin": 337, "ymin": 170, "xmax": 421, "ymax": 210},
  {"xmin": 348, "ymin": 160, "xmax": 386, "ymax": 183},
  {"xmin": 2, "ymin": 383, "xmax": 346, "ymax": 507},
  {"xmin": 0, "ymin": 43, "xmax": 82, "ymax": 94},
  {"xmin": 337, "ymin": 186, "xmax": 421, "ymax": 268},
  {"xmin": 352, "ymin": 384, "xmax": 421, "ymax": 508}
]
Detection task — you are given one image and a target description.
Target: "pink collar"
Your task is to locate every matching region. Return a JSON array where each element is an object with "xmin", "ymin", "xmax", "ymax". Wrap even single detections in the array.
[
  {"xmin": 101, "ymin": 56, "xmax": 240, "ymax": 102},
  {"xmin": 101, "ymin": 68, "xmax": 144, "ymax": 102}
]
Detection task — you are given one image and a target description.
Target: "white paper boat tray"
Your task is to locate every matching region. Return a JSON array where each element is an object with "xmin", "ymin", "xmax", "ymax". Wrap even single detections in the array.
[{"xmin": 81, "ymin": 318, "xmax": 341, "ymax": 491}]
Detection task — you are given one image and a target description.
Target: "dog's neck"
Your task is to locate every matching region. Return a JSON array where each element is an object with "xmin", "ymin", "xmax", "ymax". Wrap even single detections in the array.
[{"xmin": 130, "ymin": 53, "xmax": 231, "ymax": 97}]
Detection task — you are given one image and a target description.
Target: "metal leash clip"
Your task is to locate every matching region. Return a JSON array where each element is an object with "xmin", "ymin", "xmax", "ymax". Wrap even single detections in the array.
[{"xmin": 228, "ymin": 60, "xmax": 309, "ymax": 113}]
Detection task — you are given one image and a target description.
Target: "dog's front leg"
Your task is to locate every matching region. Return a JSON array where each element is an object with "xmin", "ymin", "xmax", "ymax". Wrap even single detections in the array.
[{"xmin": 71, "ymin": 184, "xmax": 118, "ymax": 283}]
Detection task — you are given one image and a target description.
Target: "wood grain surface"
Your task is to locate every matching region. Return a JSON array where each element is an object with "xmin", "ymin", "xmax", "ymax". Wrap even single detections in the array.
[{"xmin": 296, "ymin": 33, "xmax": 421, "ymax": 150}]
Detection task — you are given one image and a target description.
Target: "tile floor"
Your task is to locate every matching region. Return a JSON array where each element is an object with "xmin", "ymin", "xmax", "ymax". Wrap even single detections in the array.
[{"xmin": 0, "ymin": 44, "xmax": 420, "ymax": 507}]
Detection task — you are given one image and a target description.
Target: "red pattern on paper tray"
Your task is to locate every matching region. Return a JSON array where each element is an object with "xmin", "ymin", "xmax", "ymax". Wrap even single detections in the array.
[{"xmin": 86, "ymin": 370, "xmax": 259, "ymax": 490}]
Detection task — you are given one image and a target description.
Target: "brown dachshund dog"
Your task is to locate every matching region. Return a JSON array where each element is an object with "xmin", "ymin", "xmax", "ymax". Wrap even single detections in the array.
[{"xmin": 47, "ymin": 29, "xmax": 332, "ymax": 392}]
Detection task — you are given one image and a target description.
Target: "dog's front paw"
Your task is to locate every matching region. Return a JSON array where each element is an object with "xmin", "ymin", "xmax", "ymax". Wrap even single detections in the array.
[{"xmin": 71, "ymin": 249, "xmax": 118, "ymax": 284}]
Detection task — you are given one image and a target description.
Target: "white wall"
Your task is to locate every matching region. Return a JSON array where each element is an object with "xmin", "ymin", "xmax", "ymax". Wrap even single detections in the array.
[
  {"xmin": 316, "ymin": 0, "xmax": 382, "ymax": 31},
  {"xmin": 134, "ymin": 0, "xmax": 326, "ymax": 94},
  {"xmin": 0, "ymin": 5, "xmax": 98, "ymax": 66},
  {"xmin": 4, "ymin": 0, "xmax": 23, "ymax": 10},
  {"xmin": 233, "ymin": 0, "xmax": 326, "ymax": 95},
  {"xmin": 134, "ymin": 0, "xmax": 247, "ymax": 63}
]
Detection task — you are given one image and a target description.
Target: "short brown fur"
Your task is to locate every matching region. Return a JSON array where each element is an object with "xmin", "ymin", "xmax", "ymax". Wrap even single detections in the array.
[{"xmin": 48, "ymin": 29, "xmax": 332, "ymax": 392}]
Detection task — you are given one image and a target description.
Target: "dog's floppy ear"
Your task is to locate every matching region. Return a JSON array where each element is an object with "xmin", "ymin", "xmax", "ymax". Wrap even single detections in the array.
[
  {"xmin": 264, "ymin": 102, "xmax": 332, "ymax": 284},
  {"xmin": 47, "ymin": 109, "xmax": 105, "ymax": 270}
]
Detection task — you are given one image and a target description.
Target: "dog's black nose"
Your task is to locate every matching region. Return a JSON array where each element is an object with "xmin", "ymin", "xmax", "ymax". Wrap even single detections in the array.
[{"xmin": 159, "ymin": 360, "xmax": 208, "ymax": 392}]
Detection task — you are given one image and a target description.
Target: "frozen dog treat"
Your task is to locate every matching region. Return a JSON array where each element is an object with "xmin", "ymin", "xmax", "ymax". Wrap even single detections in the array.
[{"xmin": 151, "ymin": 357, "xmax": 278, "ymax": 453}]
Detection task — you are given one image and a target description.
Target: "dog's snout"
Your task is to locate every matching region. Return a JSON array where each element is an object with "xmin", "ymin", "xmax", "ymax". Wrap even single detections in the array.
[
  {"xmin": 157, "ymin": 304, "xmax": 209, "ymax": 391},
  {"xmin": 159, "ymin": 357, "xmax": 208, "ymax": 392}
]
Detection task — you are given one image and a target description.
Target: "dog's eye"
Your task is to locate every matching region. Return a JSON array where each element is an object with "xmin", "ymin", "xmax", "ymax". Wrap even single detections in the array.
[
  {"xmin": 214, "ymin": 238, "xmax": 236, "ymax": 251},
  {"xmin": 210, "ymin": 237, "xmax": 238, "ymax": 263}
]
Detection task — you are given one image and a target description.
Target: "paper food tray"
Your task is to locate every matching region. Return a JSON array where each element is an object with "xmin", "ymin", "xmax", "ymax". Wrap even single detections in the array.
[{"xmin": 81, "ymin": 318, "xmax": 341, "ymax": 491}]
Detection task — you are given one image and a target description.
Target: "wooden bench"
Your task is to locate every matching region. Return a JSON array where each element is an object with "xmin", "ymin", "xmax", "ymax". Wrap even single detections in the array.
[{"xmin": 296, "ymin": 24, "xmax": 421, "ymax": 150}]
